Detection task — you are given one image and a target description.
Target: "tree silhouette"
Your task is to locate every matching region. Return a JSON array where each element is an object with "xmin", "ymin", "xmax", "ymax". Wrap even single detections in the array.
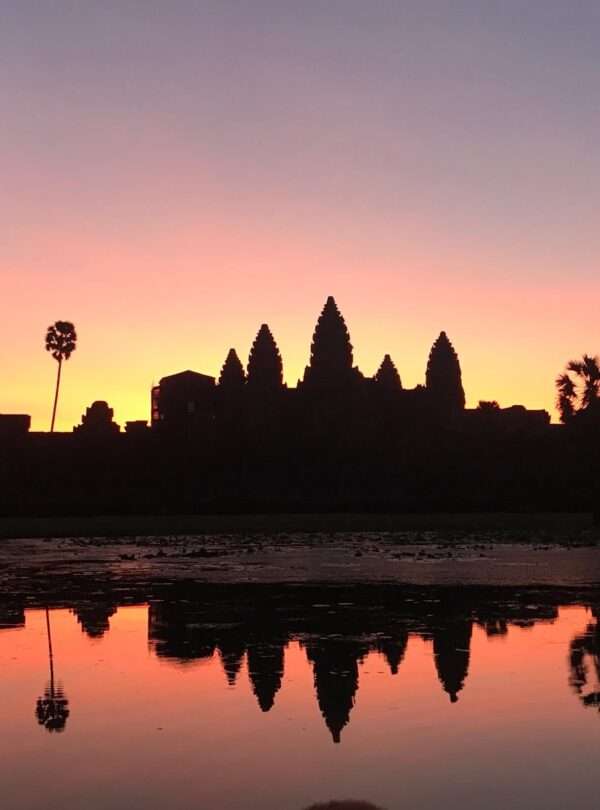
[
  {"xmin": 569, "ymin": 618, "xmax": 600, "ymax": 710},
  {"xmin": 219, "ymin": 348, "xmax": 246, "ymax": 390},
  {"xmin": 247, "ymin": 324, "xmax": 283, "ymax": 390},
  {"xmin": 556, "ymin": 355, "xmax": 600, "ymax": 525},
  {"xmin": 425, "ymin": 331, "xmax": 465, "ymax": 413},
  {"xmin": 36, "ymin": 608, "xmax": 70, "ymax": 732},
  {"xmin": 374, "ymin": 354, "xmax": 402, "ymax": 390},
  {"xmin": 556, "ymin": 355, "xmax": 600, "ymax": 423},
  {"xmin": 303, "ymin": 296, "xmax": 354, "ymax": 387},
  {"xmin": 45, "ymin": 320, "xmax": 77, "ymax": 432}
]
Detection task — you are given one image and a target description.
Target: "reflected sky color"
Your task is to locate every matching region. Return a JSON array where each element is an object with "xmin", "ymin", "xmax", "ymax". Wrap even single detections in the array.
[
  {"xmin": 2, "ymin": 2, "xmax": 599, "ymax": 428},
  {"xmin": 2, "ymin": 603, "xmax": 600, "ymax": 809}
]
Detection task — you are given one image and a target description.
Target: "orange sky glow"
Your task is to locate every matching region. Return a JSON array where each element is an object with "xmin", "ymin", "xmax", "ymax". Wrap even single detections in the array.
[
  {"xmin": 3, "ymin": 218, "xmax": 597, "ymax": 429},
  {"xmin": 2, "ymin": 3, "xmax": 599, "ymax": 429}
]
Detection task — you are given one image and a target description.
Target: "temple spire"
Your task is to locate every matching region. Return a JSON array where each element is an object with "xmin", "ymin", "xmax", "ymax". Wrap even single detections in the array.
[
  {"xmin": 247, "ymin": 324, "xmax": 283, "ymax": 390},
  {"xmin": 303, "ymin": 296, "xmax": 354, "ymax": 386},
  {"xmin": 426, "ymin": 331, "xmax": 465, "ymax": 412},
  {"xmin": 374, "ymin": 354, "xmax": 402, "ymax": 390},
  {"xmin": 218, "ymin": 348, "xmax": 245, "ymax": 390}
]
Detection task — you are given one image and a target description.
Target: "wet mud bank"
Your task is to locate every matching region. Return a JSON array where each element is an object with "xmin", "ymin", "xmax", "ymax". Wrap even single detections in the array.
[{"xmin": 2, "ymin": 525, "xmax": 600, "ymax": 606}]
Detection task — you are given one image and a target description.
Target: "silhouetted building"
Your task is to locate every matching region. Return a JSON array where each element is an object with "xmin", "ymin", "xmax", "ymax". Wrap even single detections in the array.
[
  {"xmin": 151, "ymin": 370, "xmax": 215, "ymax": 435},
  {"xmin": 0, "ymin": 414, "xmax": 31, "ymax": 439},
  {"xmin": 141, "ymin": 296, "xmax": 551, "ymax": 446},
  {"xmin": 464, "ymin": 404, "xmax": 550, "ymax": 434},
  {"xmin": 74, "ymin": 401, "xmax": 120, "ymax": 434},
  {"xmin": 1, "ymin": 294, "xmax": 566, "ymax": 517},
  {"xmin": 125, "ymin": 420, "xmax": 150, "ymax": 435}
]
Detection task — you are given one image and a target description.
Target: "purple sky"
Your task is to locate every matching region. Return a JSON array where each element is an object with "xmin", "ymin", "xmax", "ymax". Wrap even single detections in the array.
[{"xmin": 2, "ymin": 2, "xmax": 599, "ymax": 428}]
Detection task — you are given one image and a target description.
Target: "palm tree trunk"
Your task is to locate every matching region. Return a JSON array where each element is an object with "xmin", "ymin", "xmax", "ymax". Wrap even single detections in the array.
[
  {"xmin": 50, "ymin": 358, "xmax": 62, "ymax": 433},
  {"xmin": 594, "ymin": 454, "xmax": 600, "ymax": 527},
  {"xmin": 45, "ymin": 608, "xmax": 55, "ymax": 698}
]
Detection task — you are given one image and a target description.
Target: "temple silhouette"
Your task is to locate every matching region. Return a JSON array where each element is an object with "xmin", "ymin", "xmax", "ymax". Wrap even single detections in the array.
[
  {"xmin": 1, "ymin": 295, "xmax": 597, "ymax": 517},
  {"xmin": 147, "ymin": 296, "xmax": 546, "ymax": 437}
]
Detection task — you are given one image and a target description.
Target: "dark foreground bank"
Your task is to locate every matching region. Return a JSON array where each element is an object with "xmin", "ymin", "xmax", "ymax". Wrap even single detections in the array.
[{"xmin": 0, "ymin": 511, "xmax": 595, "ymax": 540}]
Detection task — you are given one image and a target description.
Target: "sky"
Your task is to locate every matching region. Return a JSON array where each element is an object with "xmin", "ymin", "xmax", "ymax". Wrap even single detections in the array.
[{"xmin": 2, "ymin": 1, "xmax": 599, "ymax": 429}]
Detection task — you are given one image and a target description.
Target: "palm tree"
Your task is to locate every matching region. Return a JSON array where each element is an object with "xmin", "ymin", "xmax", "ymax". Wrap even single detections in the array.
[
  {"xmin": 556, "ymin": 354, "xmax": 600, "ymax": 423},
  {"xmin": 35, "ymin": 608, "xmax": 70, "ymax": 732},
  {"xmin": 557, "ymin": 354, "xmax": 600, "ymax": 525},
  {"xmin": 45, "ymin": 321, "xmax": 77, "ymax": 432},
  {"xmin": 569, "ymin": 617, "xmax": 600, "ymax": 711}
]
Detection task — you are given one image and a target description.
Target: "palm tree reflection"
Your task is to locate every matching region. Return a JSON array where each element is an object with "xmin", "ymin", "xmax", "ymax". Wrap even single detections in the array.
[
  {"xmin": 36, "ymin": 608, "xmax": 70, "ymax": 732},
  {"xmin": 569, "ymin": 612, "xmax": 600, "ymax": 710}
]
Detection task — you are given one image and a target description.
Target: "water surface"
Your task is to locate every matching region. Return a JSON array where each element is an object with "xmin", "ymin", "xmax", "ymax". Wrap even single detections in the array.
[{"xmin": 2, "ymin": 588, "xmax": 600, "ymax": 809}]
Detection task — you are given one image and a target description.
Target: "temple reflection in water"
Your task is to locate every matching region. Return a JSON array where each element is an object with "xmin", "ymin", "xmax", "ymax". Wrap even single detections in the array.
[
  {"xmin": 3, "ymin": 585, "xmax": 600, "ymax": 744},
  {"xmin": 143, "ymin": 594, "xmax": 548, "ymax": 741}
]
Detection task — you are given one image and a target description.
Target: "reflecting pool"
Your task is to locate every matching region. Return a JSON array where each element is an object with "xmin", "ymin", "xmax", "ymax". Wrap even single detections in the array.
[{"xmin": 2, "ymin": 586, "xmax": 600, "ymax": 809}]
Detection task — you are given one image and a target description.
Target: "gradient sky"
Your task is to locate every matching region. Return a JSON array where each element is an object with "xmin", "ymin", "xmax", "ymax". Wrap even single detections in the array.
[{"xmin": 2, "ymin": 1, "xmax": 599, "ymax": 429}]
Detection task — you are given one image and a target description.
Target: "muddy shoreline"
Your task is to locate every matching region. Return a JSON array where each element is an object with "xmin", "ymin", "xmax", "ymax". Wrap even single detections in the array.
[{"xmin": 2, "ymin": 523, "xmax": 600, "ymax": 603}]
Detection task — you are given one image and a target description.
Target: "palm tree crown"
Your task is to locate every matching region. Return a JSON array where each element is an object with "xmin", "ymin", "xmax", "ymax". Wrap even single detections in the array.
[
  {"xmin": 45, "ymin": 321, "xmax": 77, "ymax": 362},
  {"xmin": 556, "ymin": 354, "xmax": 600, "ymax": 423}
]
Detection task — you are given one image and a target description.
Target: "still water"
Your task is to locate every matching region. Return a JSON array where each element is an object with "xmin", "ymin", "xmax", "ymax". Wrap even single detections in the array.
[{"xmin": 2, "ymin": 588, "xmax": 600, "ymax": 810}]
